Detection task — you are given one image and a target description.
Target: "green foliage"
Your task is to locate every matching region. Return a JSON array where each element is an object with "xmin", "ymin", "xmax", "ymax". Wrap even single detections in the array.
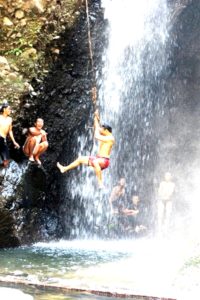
[{"xmin": 5, "ymin": 48, "xmax": 23, "ymax": 56}]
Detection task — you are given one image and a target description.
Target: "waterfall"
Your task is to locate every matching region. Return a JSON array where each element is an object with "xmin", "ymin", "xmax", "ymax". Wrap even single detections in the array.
[
  {"xmin": 99, "ymin": 0, "xmax": 170, "ymax": 197},
  {"xmin": 97, "ymin": 0, "xmax": 172, "ymax": 236},
  {"xmin": 61, "ymin": 0, "xmax": 199, "ymax": 239},
  {"xmin": 61, "ymin": 0, "xmax": 171, "ymax": 238}
]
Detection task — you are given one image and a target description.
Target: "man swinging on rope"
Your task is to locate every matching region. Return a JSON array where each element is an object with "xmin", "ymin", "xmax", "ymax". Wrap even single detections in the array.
[{"xmin": 57, "ymin": 110, "xmax": 115, "ymax": 188}]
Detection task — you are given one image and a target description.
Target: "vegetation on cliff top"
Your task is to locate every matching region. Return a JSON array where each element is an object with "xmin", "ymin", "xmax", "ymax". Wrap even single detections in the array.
[{"xmin": 0, "ymin": 0, "xmax": 83, "ymax": 108}]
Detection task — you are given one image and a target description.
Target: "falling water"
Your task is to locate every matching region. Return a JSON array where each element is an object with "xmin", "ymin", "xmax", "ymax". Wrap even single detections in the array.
[
  {"xmin": 63, "ymin": 0, "xmax": 172, "ymax": 238},
  {"xmin": 62, "ymin": 0, "xmax": 200, "ymax": 241},
  {"xmin": 98, "ymin": 0, "xmax": 170, "ymax": 205}
]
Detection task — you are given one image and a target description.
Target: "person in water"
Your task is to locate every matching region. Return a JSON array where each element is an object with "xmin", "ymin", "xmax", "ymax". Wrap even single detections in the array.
[
  {"xmin": 109, "ymin": 178, "xmax": 126, "ymax": 214},
  {"xmin": 57, "ymin": 110, "xmax": 115, "ymax": 188},
  {"xmin": 157, "ymin": 172, "xmax": 175, "ymax": 233},
  {"xmin": 122, "ymin": 195, "xmax": 140, "ymax": 216},
  {"xmin": 0, "ymin": 102, "xmax": 20, "ymax": 167},
  {"xmin": 23, "ymin": 118, "xmax": 48, "ymax": 165}
]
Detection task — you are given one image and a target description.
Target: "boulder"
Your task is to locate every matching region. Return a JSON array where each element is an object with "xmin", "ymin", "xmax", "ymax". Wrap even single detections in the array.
[
  {"xmin": 21, "ymin": 48, "xmax": 37, "ymax": 59},
  {"xmin": 0, "ymin": 56, "xmax": 10, "ymax": 71},
  {"xmin": 15, "ymin": 9, "xmax": 25, "ymax": 19},
  {"xmin": 22, "ymin": 0, "xmax": 47, "ymax": 14},
  {"xmin": 3, "ymin": 17, "xmax": 13, "ymax": 26}
]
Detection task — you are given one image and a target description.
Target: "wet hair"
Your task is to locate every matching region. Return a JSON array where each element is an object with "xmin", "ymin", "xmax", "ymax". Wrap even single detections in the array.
[
  {"xmin": 102, "ymin": 124, "xmax": 112, "ymax": 133},
  {"xmin": 0, "ymin": 102, "xmax": 9, "ymax": 113}
]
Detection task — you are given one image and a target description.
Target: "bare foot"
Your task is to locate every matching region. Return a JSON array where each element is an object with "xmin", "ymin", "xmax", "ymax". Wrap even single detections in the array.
[
  {"xmin": 57, "ymin": 162, "xmax": 66, "ymax": 173},
  {"xmin": 35, "ymin": 158, "xmax": 42, "ymax": 165},
  {"xmin": 29, "ymin": 157, "xmax": 35, "ymax": 162}
]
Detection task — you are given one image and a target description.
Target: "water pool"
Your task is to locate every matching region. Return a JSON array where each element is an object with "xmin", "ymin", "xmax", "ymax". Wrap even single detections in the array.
[{"xmin": 0, "ymin": 239, "xmax": 200, "ymax": 300}]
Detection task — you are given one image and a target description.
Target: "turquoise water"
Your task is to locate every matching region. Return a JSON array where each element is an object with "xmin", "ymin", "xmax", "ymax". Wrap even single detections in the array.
[
  {"xmin": 0, "ymin": 240, "xmax": 128, "ymax": 282},
  {"xmin": 0, "ymin": 239, "xmax": 200, "ymax": 300},
  {"xmin": 0, "ymin": 240, "xmax": 132, "ymax": 300}
]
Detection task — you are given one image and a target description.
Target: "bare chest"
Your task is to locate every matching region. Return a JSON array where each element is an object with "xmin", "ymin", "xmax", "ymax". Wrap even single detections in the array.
[{"xmin": 0, "ymin": 116, "xmax": 11, "ymax": 135}]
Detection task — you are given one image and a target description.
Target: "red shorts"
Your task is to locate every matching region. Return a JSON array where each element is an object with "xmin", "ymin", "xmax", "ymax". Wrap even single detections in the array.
[{"xmin": 88, "ymin": 155, "xmax": 110, "ymax": 170}]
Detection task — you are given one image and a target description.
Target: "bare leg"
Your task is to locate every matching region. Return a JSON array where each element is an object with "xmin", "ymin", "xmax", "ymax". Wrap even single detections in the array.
[
  {"xmin": 164, "ymin": 200, "xmax": 172, "ymax": 229},
  {"xmin": 57, "ymin": 156, "xmax": 89, "ymax": 173},
  {"xmin": 157, "ymin": 200, "xmax": 165, "ymax": 234},
  {"xmin": 92, "ymin": 160, "xmax": 103, "ymax": 188},
  {"xmin": 23, "ymin": 137, "xmax": 37, "ymax": 161},
  {"xmin": 34, "ymin": 141, "xmax": 48, "ymax": 164},
  {"xmin": 57, "ymin": 156, "xmax": 104, "ymax": 188}
]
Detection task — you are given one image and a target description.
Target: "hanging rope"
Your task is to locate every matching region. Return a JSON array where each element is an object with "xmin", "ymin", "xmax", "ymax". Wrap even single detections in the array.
[
  {"xmin": 85, "ymin": 0, "xmax": 100, "ymax": 155},
  {"xmin": 85, "ymin": 0, "xmax": 97, "ymax": 110}
]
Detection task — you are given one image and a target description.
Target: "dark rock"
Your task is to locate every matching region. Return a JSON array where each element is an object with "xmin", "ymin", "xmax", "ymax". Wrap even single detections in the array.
[{"xmin": 0, "ymin": 209, "xmax": 20, "ymax": 248}]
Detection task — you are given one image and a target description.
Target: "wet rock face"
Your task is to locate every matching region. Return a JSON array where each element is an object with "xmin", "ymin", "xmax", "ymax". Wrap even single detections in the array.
[
  {"xmin": 0, "ymin": 0, "xmax": 106, "ymax": 246},
  {"xmin": 0, "ymin": 209, "xmax": 20, "ymax": 248},
  {"xmin": 0, "ymin": 161, "xmax": 50, "ymax": 246}
]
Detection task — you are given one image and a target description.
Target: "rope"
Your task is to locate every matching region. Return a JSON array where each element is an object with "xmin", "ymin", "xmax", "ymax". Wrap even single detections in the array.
[
  {"xmin": 85, "ymin": 0, "xmax": 100, "ymax": 155},
  {"xmin": 85, "ymin": 0, "xmax": 97, "ymax": 110}
]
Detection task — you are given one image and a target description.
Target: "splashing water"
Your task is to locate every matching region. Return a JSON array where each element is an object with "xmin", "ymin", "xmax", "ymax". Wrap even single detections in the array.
[
  {"xmin": 63, "ymin": 0, "xmax": 171, "ymax": 237},
  {"xmin": 62, "ymin": 0, "xmax": 200, "ymax": 244},
  {"xmin": 0, "ymin": 239, "xmax": 200, "ymax": 299}
]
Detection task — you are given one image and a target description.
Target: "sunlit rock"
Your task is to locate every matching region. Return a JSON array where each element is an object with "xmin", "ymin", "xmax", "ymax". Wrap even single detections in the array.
[
  {"xmin": 0, "ymin": 69, "xmax": 10, "ymax": 78},
  {"xmin": 0, "ymin": 56, "xmax": 10, "ymax": 71},
  {"xmin": 23, "ymin": 0, "xmax": 47, "ymax": 14},
  {"xmin": 6, "ymin": 72, "xmax": 18, "ymax": 81},
  {"xmin": 51, "ymin": 48, "xmax": 60, "ymax": 54},
  {"xmin": 13, "ymin": 0, "xmax": 24, "ymax": 9},
  {"xmin": 20, "ymin": 18, "xmax": 27, "ymax": 26},
  {"xmin": 15, "ymin": 9, "xmax": 25, "ymax": 19},
  {"xmin": 21, "ymin": 48, "xmax": 37, "ymax": 59},
  {"xmin": 3, "ymin": 16, "xmax": 13, "ymax": 26}
]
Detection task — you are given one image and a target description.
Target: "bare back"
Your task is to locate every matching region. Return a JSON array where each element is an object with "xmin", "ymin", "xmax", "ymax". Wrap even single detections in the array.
[{"xmin": 0, "ymin": 115, "xmax": 12, "ymax": 138}]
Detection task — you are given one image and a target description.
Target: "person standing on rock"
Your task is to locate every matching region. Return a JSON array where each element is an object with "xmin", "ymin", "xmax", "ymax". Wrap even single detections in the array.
[
  {"xmin": 0, "ymin": 102, "xmax": 20, "ymax": 167},
  {"xmin": 23, "ymin": 118, "xmax": 48, "ymax": 165},
  {"xmin": 57, "ymin": 110, "xmax": 115, "ymax": 188}
]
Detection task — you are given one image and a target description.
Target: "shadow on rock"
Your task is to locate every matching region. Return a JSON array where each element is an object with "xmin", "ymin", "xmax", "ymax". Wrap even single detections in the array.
[{"xmin": 0, "ymin": 209, "xmax": 20, "ymax": 248}]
